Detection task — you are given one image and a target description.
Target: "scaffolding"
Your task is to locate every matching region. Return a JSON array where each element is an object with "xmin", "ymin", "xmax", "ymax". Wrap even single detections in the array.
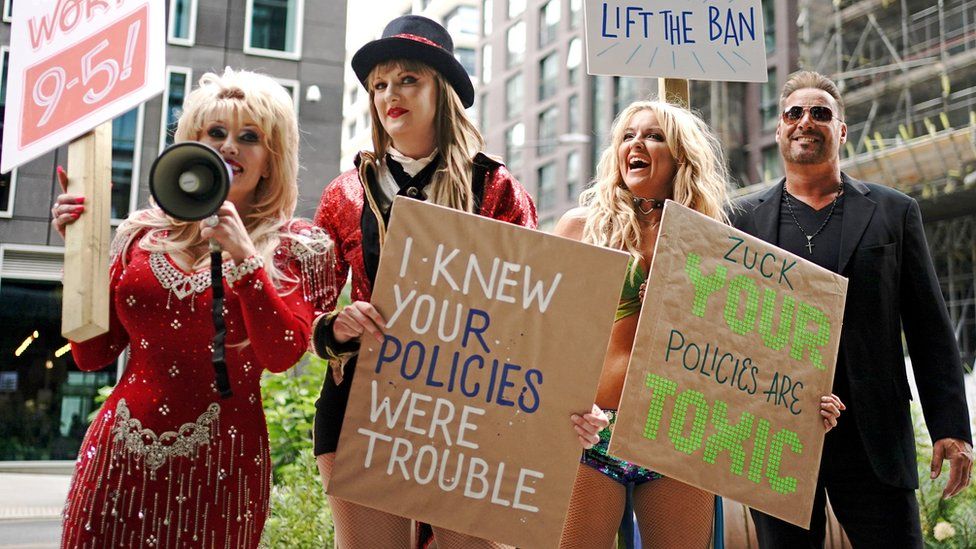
[{"xmin": 797, "ymin": 0, "xmax": 976, "ymax": 369}]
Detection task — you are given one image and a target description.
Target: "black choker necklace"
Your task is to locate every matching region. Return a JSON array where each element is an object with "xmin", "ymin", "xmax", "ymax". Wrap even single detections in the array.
[
  {"xmin": 633, "ymin": 196, "xmax": 666, "ymax": 215},
  {"xmin": 782, "ymin": 182, "xmax": 844, "ymax": 254}
]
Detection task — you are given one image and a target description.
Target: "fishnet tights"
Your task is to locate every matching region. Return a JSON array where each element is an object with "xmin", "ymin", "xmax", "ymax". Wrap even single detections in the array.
[
  {"xmin": 316, "ymin": 453, "xmax": 513, "ymax": 549},
  {"xmin": 559, "ymin": 464, "xmax": 714, "ymax": 549}
]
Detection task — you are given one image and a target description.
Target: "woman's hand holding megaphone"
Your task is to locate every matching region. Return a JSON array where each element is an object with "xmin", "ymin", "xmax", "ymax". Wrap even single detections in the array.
[{"xmin": 199, "ymin": 201, "xmax": 257, "ymax": 264}]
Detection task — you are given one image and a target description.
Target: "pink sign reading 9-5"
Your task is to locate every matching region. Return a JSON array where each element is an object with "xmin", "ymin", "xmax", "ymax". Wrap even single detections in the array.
[{"xmin": 1, "ymin": 0, "xmax": 165, "ymax": 174}]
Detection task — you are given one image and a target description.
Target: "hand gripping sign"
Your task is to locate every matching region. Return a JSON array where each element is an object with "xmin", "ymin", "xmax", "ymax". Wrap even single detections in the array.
[
  {"xmin": 328, "ymin": 198, "xmax": 630, "ymax": 548},
  {"xmin": 2, "ymin": 0, "xmax": 165, "ymax": 173},
  {"xmin": 607, "ymin": 202, "xmax": 848, "ymax": 528}
]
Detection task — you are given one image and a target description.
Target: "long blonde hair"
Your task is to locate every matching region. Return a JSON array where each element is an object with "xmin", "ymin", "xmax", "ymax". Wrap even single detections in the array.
[
  {"xmin": 367, "ymin": 59, "xmax": 484, "ymax": 212},
  {"xmin": 113, "ymin": 68, "xmax": 301, "ymax": 286},
  {"xmin": 580, "ymin": 100, "xmax": 731, "ymax": 260}
]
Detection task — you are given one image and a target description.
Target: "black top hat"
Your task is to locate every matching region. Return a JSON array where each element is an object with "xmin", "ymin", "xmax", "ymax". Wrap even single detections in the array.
[{"xmin": 352, "ymin": 15, "xmax": 475, "ymax": 109}]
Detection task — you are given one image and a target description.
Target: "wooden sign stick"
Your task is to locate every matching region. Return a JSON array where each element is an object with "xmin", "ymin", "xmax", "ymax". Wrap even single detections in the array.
[
  {"xmin": 659, "ymin": 77, "xmax": 690, "ymax": 108},
  {"xmin": 62, "ymin": 121, "xmax": 112, "ymax": 341}
]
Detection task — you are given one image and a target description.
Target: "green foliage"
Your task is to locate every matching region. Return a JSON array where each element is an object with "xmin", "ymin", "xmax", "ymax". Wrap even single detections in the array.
[
  {"xmin": 260, "ymin": 352, "xmax": 335, "ymax": 548},
  {"xmin": 913, "ymin": 402, "xmax": 976, "ymax": 549}
]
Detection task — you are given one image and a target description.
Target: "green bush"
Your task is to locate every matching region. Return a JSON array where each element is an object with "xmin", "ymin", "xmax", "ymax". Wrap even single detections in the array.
[
  {"xmin": 260, "ymin": 353, "xmax": 335, "ymax": 548},
  {"xmin": 914, "ymin": 402, "xmax": 976, "ymax": 548}
]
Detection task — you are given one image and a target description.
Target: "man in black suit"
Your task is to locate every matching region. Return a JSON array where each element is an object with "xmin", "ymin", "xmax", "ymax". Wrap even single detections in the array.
[{"xmin": 732, "ymin": 71, "xmax": 973, "ymax": 547}]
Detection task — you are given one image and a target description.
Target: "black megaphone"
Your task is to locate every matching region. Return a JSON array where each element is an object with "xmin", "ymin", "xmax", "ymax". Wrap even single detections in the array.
[{"xmin": 149, "ymin": 142, "xmax": 231, "ymax": 221}]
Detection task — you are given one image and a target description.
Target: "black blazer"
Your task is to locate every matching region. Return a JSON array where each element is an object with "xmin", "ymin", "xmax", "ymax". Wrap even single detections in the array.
[{"xmin": 731, "ymin": 173, "xmax": 972, "ymax": 489}]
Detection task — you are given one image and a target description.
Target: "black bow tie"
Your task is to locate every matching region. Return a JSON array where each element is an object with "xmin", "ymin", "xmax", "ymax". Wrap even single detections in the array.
[{"xmin": 386, "ymin": 154, "xmax": 439, "ymax": 200}]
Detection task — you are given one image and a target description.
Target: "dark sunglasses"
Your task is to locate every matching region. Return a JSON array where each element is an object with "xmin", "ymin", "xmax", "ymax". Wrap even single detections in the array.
[{"xmin": 782, "ymin": 105, "xmax": 842, "ymax": 124}]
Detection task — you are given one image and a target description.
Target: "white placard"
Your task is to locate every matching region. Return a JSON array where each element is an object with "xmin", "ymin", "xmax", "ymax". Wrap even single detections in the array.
[
  {"xmin": 1, "ymin": 0, "xmax": 166, "ymax": 174},
  {"xmin": 584, "ymin": 0, "xmax": 768, "ymax": 83}
]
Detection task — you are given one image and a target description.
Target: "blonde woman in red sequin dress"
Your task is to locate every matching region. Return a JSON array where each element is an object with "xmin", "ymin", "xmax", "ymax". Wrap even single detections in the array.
[{"xmin": 50, "ymin": 68, "xmax": 334, "ymax": 548}]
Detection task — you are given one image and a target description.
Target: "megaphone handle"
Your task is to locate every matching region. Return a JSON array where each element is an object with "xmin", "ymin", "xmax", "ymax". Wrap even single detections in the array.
[{"xmin": 210, "ymin": 242, "xmax": 232, "ymax": 398}]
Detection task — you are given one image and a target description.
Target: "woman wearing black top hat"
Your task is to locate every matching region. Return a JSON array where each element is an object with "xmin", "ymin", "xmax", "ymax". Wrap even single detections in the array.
[{"xmin": 308, "ymin": 14, "xmax": 610, "ymax": 548}]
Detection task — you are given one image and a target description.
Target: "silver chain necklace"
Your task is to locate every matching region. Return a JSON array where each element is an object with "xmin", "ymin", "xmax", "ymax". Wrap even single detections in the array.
[{"xmin": 783, "ymin": 182, "xmax": 843, "ymax": 254}]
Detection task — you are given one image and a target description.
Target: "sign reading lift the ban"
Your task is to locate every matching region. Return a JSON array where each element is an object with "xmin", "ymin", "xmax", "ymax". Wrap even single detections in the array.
[{"xmin": 1, "ymin": 0, "xmax": 165, "ymax": 174}]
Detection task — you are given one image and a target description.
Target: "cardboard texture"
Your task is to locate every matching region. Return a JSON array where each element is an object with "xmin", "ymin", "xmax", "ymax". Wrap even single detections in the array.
[
  {"xmin": 329, "ymin": 198, "xmax": 629, "ymax": 548},
  {"xmin": 608, "ymin": 201, "xmax": 848, "ymax": 528}
]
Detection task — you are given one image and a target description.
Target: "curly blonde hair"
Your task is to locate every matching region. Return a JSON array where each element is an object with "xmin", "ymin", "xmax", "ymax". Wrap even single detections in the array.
[
  {"xmin": 113, "ymin": 67, "xmax": 302, "ymax": 287},
  {"xmin": 366, "ymin": 59, "xmax": 484, "ymax": 212},
  {"xmin": 580, "ymin": 100, "xmax": 731, "ymax": 262}
]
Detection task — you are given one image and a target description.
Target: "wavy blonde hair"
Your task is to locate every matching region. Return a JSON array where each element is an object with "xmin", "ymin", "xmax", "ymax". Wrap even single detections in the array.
[
  {"xmin": 580, "ymin": 100, "xmax": 731, "ymax": 262},
  {"xmin": 113, "ymin": 67, "xmax": 301, "ymax": 286},
  {"xmin": 366, "ymin": 59, "xmax": 484, "ymax": 212}
]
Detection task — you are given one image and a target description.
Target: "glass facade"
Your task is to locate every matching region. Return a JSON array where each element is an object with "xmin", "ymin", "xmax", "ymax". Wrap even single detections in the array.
[
  {"xmin": 169, "ymin": 0, "xmax": 194, "ymax": 42},
  {"xmin": 506, "ymin": 73, "xmax": 523, "ymax": 120},
  {"xmin": 506, "ymin": 21, "xmax": 525, "ymax": 68},
  {"xmin": 1, "ymin": 48, "xmax": 10, "ymax": 213},
  {"xmin": 248, "ymin": 0, "xmax": 299, "ymax": 55},
  {"xmin": 537, "ymin": 106, "xmax": 558, "ymax": 156},
  {"xmin": 0, "ymin": 280, "xmax": 117, "ymax": 460},
  {"xmin": 539, "ymin": 53, "xmax": 558, "ymax": 101},
  {"xmin": 112, "ymin": 108, "xmax": 140, "ymax": 221},
  {"xmin": 161, "ymin": 70, "xmax": 189, "ymax": 150}
]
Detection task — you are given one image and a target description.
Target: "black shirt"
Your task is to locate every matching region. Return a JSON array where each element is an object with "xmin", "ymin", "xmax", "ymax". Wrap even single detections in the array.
[
  {"xmin": 777, "ymin": 186, "xmax": 845, "ymax": 273},
  {"xmin": 776, "ymin": 183, "xmax": 858, "ymax": 446}
]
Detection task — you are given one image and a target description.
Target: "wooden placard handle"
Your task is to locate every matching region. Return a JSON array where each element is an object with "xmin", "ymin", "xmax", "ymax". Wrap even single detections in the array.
[
  {"xmin": 659, "ymin": 78, "xmax": 690, "ymax": 108},
  {"xmin": 62, "ymin": 121, "xmax": 113, "ymax": 341}
]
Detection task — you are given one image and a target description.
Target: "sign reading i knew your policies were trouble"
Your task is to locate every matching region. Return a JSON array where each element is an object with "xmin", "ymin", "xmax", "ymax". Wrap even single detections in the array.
[{"xmin": 328, "ymin": 198, "xmax": 631, "ymax": 548}]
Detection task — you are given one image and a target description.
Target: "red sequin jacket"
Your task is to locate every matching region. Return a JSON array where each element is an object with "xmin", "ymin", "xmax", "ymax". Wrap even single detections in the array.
[{"xmin": 311, "ymin": 151, "xmax": 537, "ymax": 359}]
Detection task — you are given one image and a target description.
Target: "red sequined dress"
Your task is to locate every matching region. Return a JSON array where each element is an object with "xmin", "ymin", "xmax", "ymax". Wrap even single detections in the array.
[{"xmin": 60, "ymin": 222, "xmax": 333, "ymax": 549}]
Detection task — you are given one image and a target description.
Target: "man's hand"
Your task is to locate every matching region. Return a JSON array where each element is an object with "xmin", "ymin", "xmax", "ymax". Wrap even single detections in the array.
[{"xmin": 931, "ymin": 437, "xmax": 974, "ymax": 498}]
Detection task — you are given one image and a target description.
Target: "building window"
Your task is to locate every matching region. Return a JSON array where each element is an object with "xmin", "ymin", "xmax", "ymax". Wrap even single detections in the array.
[
  {"xmin": 506, "ymin": 73, "xmax": 523, "ymax": 120},
  {"xmin": 570, "ymin": 0, "xmax": 582, "ymax": 29},
  {"xmin": 566, "ymin": 150, "xmax": 581, "ymax": 201},
  {"xmin": 445, "ymin": 6, "xmax": 479, "ymax": 37},
  {"xmin": 2, "ymin": 0, "xmax": 11, "ymax": 22},
  {"xmin": 591, "ymin": 77, "xmax": 610, "ymax": 173},
  {"xmin": 478, "ymin": 93, "xmax": 488, "ymax": 132},
  {"xmin": 168, "ymin": 0, "xmax": 197, "ymax": 45},
  {"xmin": 539, "ymin": 53, "xmax": 558, "ymax": 101},
  {"xmin": 761, "ymin": 68, "xmax": 778, "ymax": 129},
  {"xmin": 763, "ymin": 0, "xmax": 775, "ymax": 55},
  {"xmin": 614, "ymin": 77, "xmax": 643, "ymax": 113},
  {"xmin": 537, "ymin": 106, "xmax": 559, "ymax": 156},
  {"xmin": 245, "ymin": 0, "xmax": 304, "ymax": 59},
  {"xmin": 567, "ymin": 38, "xmax": 583, "ymax": 85},
  {"xmin": 568, "ymin": 94, "xmax": 580, "ymax": 134},
  {"xmin": 505, "ymin": 123, "xmax": 525, "ymax": 174},
  {"xmin": 0, "ymin": 268, "xmax": 118, "ymax": 461},
  {"xmin": 456, "ymin": 47, "xmax": 476, "ymax": 78},
  {"xmin": 537, "ymin": 162, "xmax": 556, "ymax": 212},
  {"xmin": 508, "ymin": 0, "xmax": 525, "ymax": 19},
  {"xmin": 481, "ymin": 45, "xmax": 493, "ymax": 84},
  {"xmin": 159, "ymin": 68, "xmax": 191, "ymax": 153},
  {"xmin": 539, "ymin": 0, "xmax": 560, "ymax": 48},
  {"xmin": 507, "ymin": 21, "xmax": 526, "ymax": 68},
  {"xmin": 761, "ymin": 146, "xmax": 781, "ymax": 182},
  {"xmin": 0, "ymin": 46, "xmax": 14, "ymax": 217},
  {"xmin": 112, "ymin": 106, "xmax": 144, "ymax": 222},
  {"xmin": 483, "ymin": 0, "xmax": 493, "ymax": 35},
  {"xmin": 273, "ymin": 77, "xmax": 301, "ymax": 116}
]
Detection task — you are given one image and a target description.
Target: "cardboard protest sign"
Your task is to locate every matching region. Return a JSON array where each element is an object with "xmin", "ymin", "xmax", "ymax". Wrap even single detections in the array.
[
  {"xmin": 584, "ymin": 0, "xmax": 768, "ymax": 82},
  {"xmin": 329, "ymin": 198, "xmax": 630, "ymax": 548},
  {"xmin": 608, "ymin": 202, "xmax": 847, "ymax": 528},
  {"xmin": 2, "ymin": 0, "xmax": 165, "ymax": 173}
]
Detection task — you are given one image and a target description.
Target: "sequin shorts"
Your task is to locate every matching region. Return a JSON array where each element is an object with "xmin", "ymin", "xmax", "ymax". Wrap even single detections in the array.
[{"xmin": 580, "ymin": 409, "xmax": 662, "ymax": 485}]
